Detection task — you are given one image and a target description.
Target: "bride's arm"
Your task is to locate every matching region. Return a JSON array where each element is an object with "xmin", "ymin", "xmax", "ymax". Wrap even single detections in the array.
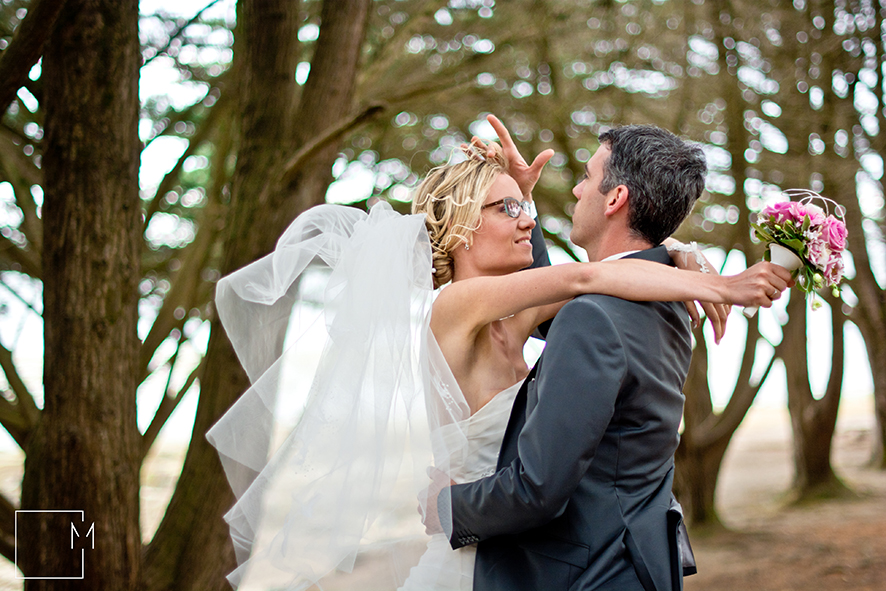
[{"xmin": 432, "ymin": 259, "xmax": 791, "ymax": 341}]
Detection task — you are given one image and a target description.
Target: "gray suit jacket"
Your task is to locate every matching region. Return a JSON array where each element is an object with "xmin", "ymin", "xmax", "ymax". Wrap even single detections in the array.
[{"xmin": 445, "ymin": 247, "xmax": 693, "ymax": 591}]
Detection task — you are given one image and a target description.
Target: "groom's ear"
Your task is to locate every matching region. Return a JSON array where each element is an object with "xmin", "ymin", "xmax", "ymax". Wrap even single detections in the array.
[{"xmin": 603, "ymin": 185, "xmax": 630, "ymax": 218}]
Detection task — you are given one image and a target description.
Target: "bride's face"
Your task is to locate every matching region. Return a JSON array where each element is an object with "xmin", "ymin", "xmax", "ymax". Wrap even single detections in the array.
[{"xmin": 457, "ymin": 173, "xmax": 535, "ymax": 277}]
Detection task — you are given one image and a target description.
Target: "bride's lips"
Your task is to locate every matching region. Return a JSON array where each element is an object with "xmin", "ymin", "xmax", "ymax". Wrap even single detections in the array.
[{"xmin": 515, "ymin": 236, "xmax": 532, "ymax": 247}]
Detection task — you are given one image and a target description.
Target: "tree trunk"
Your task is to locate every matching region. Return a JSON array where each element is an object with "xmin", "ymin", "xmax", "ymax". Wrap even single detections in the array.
[
  {"xmin": 675, "ymin": 331, "xmax": 727, "ymax": 528},
  {"xmin": 832, "ymin": 142, "xmax": 885, "ymax": 468},
  {"xmin": 872, "ymin": 0, "xmax": 886, "ymax": 470},
  {"xmin": 782, "ymin": 292, "xmax": 848, "ymax": 499},
  {"xmin": 142, "ymin": 1, "xmax": 372, "ymax": 589},
  {"xmin": 19, "ymin": 0, "xmax": 142, "ymax": 588},
  {"xmin": 675, "ymin": 314, "xmax": 776, "ymax": 527},
  {"xmin": 673, "ymin": 0, "xmax": 771, "ymax": 529},
  {"xmin": 674, "ymin": 436, "xmax": 730, "ymax": 528}
]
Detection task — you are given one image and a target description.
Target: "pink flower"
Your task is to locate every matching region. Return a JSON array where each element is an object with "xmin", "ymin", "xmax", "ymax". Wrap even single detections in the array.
[
  {"xmin": 763, "ymin": 201, "xmax": 825, "ymax": 228},
  {"xmin": 806, "ymin": 238, "xmax": 831, "ymax": 271},
  {"xmin": 803, "ymin": 203, "xmax": 826, "ymax": 227},
  {"xmin": 825, "ymin": 256, "xmax": 845, "ymax": 286},
  {"xmin": 821, "ymin": 216, "xmax": 848, "ymax": 251},
  {"xmin": 762, "ymin": 201, "xmax": 799, "ymax": 224}
]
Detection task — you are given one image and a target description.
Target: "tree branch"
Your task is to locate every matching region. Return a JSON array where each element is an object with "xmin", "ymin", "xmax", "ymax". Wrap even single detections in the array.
[
  {"xmin": 0, "ymin": 339, "xmax": 39, "ymax": 427},
  {"xmin": 705, "ymin": 313, "xmax": 766, "ymax": 437},
  {"xmin": 143, "ymin": 94, "xmax": 228, "ymax": 232},
  {"xmin": 142, "ymin": 71, "xmax": 230, "ymax": 149},
  {"xmin": 141, "ymin": 353, "xmax": 204, "ymax": 459},
  {"xmin": 143, "ymin": 0, "xmax": 226, "ymax": 66},
  {"xmin": 697, "ymin": 343, "xmax": 779, "ymax": 449},
  {"xmin": 140, "ymin": 204, "xmax": 220, "ymax": 380},
  {"xmin": 0, "ymin": 274, "xmax": 42, "ymax": 316},
  {"xmin": 0, "ymin": 0, "xmax": 68, "ymax": 114},
  {"xmin": 279, "ymin": 102, "xmax": 387, "ymax": 185},
  {"xmin": 0, "ymin": 390, "xmax": 29, "ymax": 448},
  {"xmin": 0, "ymin": 234, "xmax": 39, "ymax": 277},
  {"xmin": 0, "ymin": 159, "xmax": 43, "ymax": 259},
  {"xmin": 543, "ymin": 229, "xmax": 581, "ymax": 262},
  {"xmin": 0, "ymin": 490, "xmax": 18, "ymax": 563},
  {"xmin": 0, "ymin": 126, "xmax": 43, "ymax": 187},
  {"xmin": 821, "ymin": 292, "xmax": 846, "ymax": 417}
]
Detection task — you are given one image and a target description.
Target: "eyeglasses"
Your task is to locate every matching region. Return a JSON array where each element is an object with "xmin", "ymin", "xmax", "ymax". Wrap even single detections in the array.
[{"xmin": 481, "ymin": 197, "xmax": 534, "ymax": 219}]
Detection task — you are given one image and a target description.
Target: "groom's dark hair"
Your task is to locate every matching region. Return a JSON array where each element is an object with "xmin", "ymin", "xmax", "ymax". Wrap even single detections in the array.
[{"xmin": 598, "ymin": 125, "xmax": 706, "ymax": 245}]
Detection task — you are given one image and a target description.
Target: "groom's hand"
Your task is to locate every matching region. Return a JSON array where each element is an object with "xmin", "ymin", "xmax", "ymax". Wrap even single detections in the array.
[{"xmin": 418, "ymin": 467, "xmax": 454, "ymax": 535}]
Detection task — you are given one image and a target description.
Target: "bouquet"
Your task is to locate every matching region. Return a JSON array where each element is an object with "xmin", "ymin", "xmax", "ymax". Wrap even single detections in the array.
[{"xmin": 748, "ymin": 189, "xmax": 848, "ymax": 313}]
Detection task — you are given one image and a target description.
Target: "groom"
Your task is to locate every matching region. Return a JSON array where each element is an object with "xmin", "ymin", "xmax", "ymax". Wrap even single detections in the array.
[{"xmin": 426, "ymin": 123, "xmax": 706, "ymax": 591}]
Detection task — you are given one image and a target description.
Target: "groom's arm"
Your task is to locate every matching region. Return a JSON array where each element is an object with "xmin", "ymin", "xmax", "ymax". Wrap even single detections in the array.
[
  {"xmin": 526, "ymin": 217, "xmax": 550, "ymax": 270},
  {"xmin": 526, "ymin": 216, "xmax": 554, "ymax": 339},
  {"xmin": 443, "ymin": 296, "xmax": 626, "ymax": 548}
]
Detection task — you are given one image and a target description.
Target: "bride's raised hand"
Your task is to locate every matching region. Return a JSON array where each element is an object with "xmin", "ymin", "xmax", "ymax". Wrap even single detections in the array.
[{"xmin": 485, "ymin": 114, "xmax": 554, "ymax": 199}]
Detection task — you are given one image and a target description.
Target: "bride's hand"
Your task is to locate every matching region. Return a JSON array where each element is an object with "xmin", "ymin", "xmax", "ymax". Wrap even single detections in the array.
[
  {"xmin": 666, "ymin": 239, "xmax": 731, "ymax": 343},
  {"xmin": 722, "ymin": 262, "xmax": 793, "ymax": 309},
  {"xmin": 462, "ymin": 114, "xmax": 554, "ymax": 200}
]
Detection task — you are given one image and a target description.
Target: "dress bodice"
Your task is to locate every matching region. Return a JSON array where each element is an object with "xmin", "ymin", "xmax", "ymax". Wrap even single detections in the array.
[
  {"xmin": 398, "ymin": 333, "xmax": 522, "ymax": 591},
  {"xmin": 437, "ymin": 383, "xmax": 520, "ymax": 483},
  {"xmin": 426, "ymin": 331, "xmax": 521, "ymax": 483}
]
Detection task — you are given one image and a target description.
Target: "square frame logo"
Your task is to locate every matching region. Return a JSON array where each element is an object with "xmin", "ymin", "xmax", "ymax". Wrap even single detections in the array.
[{"xmin": 14, "ymin": 510, "xmax": 94, "ymax": 580}]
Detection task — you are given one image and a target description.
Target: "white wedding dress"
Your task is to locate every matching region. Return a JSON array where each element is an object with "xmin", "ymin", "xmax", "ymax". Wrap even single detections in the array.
[
  {"xmin": 399, "ymin": 335, "xmax": 520, "ymax": 590},
  {"xmin": 208, "ymin": 202, "xmax": 521, "ymax": 591}
]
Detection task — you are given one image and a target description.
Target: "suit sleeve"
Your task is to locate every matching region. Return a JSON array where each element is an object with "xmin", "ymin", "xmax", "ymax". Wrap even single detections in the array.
[
  {"xmin": 526, "ymin": 219, "xmax": 553, "ymax": 339},
  {"xmin": 445, "ymin": 296, "xmax": 627, "ymax": 548},
  {"xmin": 526, "ymin": 219, "xmax": 550, "ymax": 270}
]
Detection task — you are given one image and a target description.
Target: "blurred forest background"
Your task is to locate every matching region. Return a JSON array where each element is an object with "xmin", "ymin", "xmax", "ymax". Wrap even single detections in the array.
[{"xmin": 0, "ymin": 0, "xmax": 884, "ymax": 589}]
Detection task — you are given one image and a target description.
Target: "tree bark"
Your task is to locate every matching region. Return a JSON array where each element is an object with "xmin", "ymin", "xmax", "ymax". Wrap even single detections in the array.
[
  {"xmin": 782, "ymin": 292, "xmax": 848, "ymax": 498},
  {"xmin": 675, "ymin": 329, "xmax": 726, "ymax": 528},
  {"xmin": 858, "ymin": 1, "xmax": 886, "ymax": 469},
  {"xmin": 18, "ymin": 0, "xmax": 141, "ymax": 588},
  {"xmin": 675, "ymin": 315, "xmax": 778, "ymax": 527},
  {"xmin": 141, "ymin": 1, "xmax": 300, "ymax": 588},
  {"xmin": 844, "ymin": 185, "xmax": 886, "ymax": 468},
  {"xmin": 142, "ymin": 1, "xmax": 372, "ymax": 589}
]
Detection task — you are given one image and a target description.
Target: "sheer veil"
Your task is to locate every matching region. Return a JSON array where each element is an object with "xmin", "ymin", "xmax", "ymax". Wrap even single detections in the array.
[{"xmin": 207, "ymin": 202, "xmax": 470, "ymax": 590}]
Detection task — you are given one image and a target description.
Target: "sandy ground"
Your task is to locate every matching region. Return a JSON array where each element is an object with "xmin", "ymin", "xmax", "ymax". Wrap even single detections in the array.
[
  {"xmin": 684, "ymin": 397, "xmax": 886, "ymax": 591},
  {"xmin": 0, "ymin": 396, "xmax": 883, "ymax": 590}
]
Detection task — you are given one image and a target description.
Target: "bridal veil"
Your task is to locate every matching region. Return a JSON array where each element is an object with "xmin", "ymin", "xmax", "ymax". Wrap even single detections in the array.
[{"xmin": 207, "ymin": 202, "xmax": 470, "ymax": 590}]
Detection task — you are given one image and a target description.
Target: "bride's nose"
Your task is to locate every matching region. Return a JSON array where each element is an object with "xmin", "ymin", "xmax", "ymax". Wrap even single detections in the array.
[{"xmin": 518, "ymin": 212, "xmax": 536, "ymax": 230}]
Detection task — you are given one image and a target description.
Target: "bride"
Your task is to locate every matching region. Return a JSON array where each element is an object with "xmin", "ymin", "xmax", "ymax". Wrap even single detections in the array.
[{"xmin": 208, "ymin": 120, "xmax": 790, "ymax": 590}]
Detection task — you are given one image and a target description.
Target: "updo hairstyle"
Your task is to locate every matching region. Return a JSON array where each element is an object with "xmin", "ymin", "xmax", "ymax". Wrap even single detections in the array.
[{"xmin": 411, "ymin": 147, "xmax": 509, "ymax": 288}]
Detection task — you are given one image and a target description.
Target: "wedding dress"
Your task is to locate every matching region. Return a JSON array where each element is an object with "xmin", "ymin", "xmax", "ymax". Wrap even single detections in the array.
[
  {"xmin": 207, "ymin": 202, "xmax": 518, "ymax": 591},
  {"xmin": 399, "ymin": 335, "xmax": 520, "ymax": 591}
]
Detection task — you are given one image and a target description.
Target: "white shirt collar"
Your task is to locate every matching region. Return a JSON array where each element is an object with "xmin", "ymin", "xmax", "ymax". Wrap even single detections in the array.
[{"xmin": 601, "ymin": 250, "xmax": 641, "ymax": 262}]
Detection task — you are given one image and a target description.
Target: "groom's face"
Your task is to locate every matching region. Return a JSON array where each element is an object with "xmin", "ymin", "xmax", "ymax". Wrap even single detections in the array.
[{"xmin": 570, "ymin": 145, "xmax": 613, "ymax": 255}]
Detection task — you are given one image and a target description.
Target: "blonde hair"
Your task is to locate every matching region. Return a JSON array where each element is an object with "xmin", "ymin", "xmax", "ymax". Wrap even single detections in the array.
[{"xmin": 411, "ymin": 147, "xmax": 509, "ymax": 288}]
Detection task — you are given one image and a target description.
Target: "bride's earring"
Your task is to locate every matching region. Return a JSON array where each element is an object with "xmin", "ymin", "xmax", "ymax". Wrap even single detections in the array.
[{"xmin": 464, "ymin": 243, "xmax": 470, "ymax": 251}]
